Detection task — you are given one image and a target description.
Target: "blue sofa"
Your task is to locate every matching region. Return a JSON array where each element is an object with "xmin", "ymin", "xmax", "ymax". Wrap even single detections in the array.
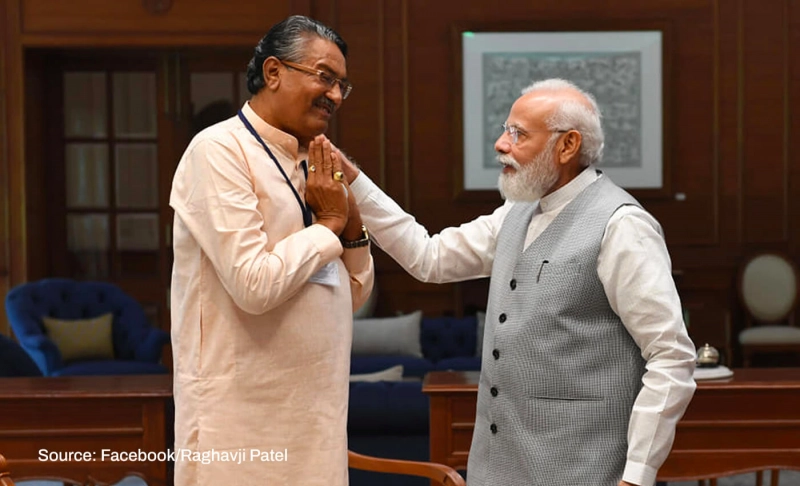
[
  {"xmin": 348, "ymin": 314, "xmax": 481, "ymax": 485},
  {"xmin": 5, "ymin": 278, "xmax": 170, "ymax": 376}
]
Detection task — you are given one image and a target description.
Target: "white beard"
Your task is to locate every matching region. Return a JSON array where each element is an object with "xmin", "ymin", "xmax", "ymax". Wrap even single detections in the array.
[{"xmin": 497, "ymin": 148, "xmax": 559, "ymax": 202}]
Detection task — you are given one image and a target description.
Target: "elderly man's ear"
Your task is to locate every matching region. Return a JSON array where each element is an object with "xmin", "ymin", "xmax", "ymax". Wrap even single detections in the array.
[{"xmin": 557, "ymin": 131, "xmax": 582, "ymax": 165}]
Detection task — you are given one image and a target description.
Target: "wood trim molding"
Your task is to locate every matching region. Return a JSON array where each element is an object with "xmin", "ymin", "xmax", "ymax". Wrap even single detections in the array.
[
  {"xmin": 401, "ymin": 0, "xmax": 410, "ymax": 211},
  {"xmin": 783, "ymin": 0, "xmax": 791, "ymax": 242},
  {"xmin": 6, "ymin": 0, "xmax": 24, "ymax": 288}
]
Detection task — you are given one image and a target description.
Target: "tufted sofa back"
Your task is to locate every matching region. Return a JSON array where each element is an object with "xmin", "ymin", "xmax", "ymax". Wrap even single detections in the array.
[{"xmin": 420, "ymin": 315, "xmax": 478, "ymax": 362}]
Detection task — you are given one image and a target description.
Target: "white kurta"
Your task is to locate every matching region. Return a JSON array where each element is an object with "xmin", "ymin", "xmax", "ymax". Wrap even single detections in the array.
[{"xmin": 169, "ymin": 102, "xmax": 373, "ymax": 485}]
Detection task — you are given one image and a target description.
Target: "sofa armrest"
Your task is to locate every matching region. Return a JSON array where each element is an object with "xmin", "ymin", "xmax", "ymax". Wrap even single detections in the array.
[
  {"xmin": 134, "ymin": 328, "xmax": 170, "ymax": 363},
  {"xmin": 21, "ymin": 334, "xmax": 62, "ymax": 375}
]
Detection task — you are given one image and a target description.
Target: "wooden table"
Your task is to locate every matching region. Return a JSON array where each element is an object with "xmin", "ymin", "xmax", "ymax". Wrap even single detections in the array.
[
  {"xmin": 0, "ymin": 375, "xmax": 172, "ymax": 485},
  {"xmin": 422, "ymin": 369, "xmax": 800, "ymax": 480}
]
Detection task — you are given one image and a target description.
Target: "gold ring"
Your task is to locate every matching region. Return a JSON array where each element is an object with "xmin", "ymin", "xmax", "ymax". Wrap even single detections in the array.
[
  {"xmin": 309, "ymin": 165, "xmax": 316, "ymax": 172},
  {"xmin": 333, "ymin": 171, "xmax": 344, "ymax": 181}
]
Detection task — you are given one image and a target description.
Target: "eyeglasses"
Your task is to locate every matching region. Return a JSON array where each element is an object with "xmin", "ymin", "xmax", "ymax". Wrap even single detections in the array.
[
  {"xmin": 280, "ymin": 60, "xmax": 353, "ymax": 100},
  {"xmin": 500, "ymin": 122, "xmax": 569, "ymax": 144}
]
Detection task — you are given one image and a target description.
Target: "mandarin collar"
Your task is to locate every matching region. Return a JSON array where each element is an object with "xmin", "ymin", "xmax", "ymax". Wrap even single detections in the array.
[
  {"xmin": 241, "ymin": 102, "xmax": 308, "ymax": 166},
  {"xmin": 538, "ymin": 167, "xmax": 599, "ymax": 213}
]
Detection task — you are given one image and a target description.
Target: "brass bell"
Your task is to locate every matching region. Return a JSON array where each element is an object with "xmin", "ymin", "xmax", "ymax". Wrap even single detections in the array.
[{"xmin": 696, "ymin": 343, "xmax": 720, "ymax": 368}]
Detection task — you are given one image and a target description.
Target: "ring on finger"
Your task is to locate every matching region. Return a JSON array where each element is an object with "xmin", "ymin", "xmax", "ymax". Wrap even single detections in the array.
[
  {"xmin": 309, "ymin": 165, "xmax": 317, "ymax": 172},
  {"xmin": 333, "ymin": 171, "xmax": 344, "ymax": 181}
]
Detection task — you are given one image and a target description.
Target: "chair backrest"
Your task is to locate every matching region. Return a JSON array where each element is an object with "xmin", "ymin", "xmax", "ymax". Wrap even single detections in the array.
[
  {"xmin": 738, "ymin": 252, "xmax": 799, "ymax": 326},
  {"xmin": 0, "ymin": 454, "xmax": 15, "ymax": 486}
]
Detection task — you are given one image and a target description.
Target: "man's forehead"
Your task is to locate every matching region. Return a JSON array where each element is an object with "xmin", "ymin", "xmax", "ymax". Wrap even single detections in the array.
[
  {"xmin": 300, "ymin": 38, "xmax": 346, "ymax": 74},
  {"xmin": 509, "ymin": 93, "xmax": 555, "ymax": 125}
]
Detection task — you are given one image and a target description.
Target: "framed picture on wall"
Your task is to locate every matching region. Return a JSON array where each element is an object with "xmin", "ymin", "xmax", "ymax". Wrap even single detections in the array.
[{"xmin": 459, "ymin": 29, "xmax": 665, "ymax": 193}]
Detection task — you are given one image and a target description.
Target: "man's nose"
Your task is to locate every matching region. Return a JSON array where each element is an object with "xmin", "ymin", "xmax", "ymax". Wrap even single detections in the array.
[
  {"xmin": 495, "ymin": 135, "xmax": 511, "ymax": 153},
  {"xmin": 326, "ymin": 85, "xmax": 343, "ymax": 107}
]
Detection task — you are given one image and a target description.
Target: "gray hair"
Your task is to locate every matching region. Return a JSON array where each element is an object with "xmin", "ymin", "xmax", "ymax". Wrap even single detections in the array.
[
  {"xmin": 245, "ymin": 15, "xmax": 348, "ymax": 95},
  {"xmin": 522, "ymin": 79, "xmax": 604, "ymax": 167}
]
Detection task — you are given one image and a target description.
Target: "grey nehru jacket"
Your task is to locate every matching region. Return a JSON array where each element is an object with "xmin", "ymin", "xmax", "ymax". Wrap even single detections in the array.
[{"xmin": 466, "ymin": 175, "xmax": 648, "ymax": 486}]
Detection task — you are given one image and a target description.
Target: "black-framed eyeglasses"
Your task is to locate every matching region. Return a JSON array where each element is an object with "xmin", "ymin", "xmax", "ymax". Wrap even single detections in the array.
[
  {"xmin": 500, "ymin": 122, "xmax": 569, "ymax": 145},
  {"xmin": 280, "ymin": 60, "xmax": 353, "ymax": 100}
]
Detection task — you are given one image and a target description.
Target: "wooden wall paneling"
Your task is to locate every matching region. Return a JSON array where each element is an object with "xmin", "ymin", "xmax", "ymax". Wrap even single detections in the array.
[
  {"xmin": 741, "ymin": 0, "xmax": 789, "ymax": 245},
  {"xmin": 2, "ymin": 0, "xmax": 25, "ymax": 336},
  {"xmin": 791, "ymin": 0, "xmax": 800, "ymax": 258},
  {"xmin": 21, "ymin": 0, "xmax": 293, "ymax": 36},
  {"xmin": 0, "ymin": 0, "xmax": 9, "ymax": 334},
  {"xmin": 22, "ymin": 50, "xmax": 48, "ymax": 282},
  {"xmin": 335, "ymin": 0, "xmax": 383, "ymax": 190},
  {"xmin": 717, "ymin": 0, "xmax": 744, "ymax": 252},
  {"xmin": 333, "ymin": 0, "xmax": 448, "ymax": 315},
  {"xmin": 646, "ymin": 7, "xmax": 716, "ymax": 248}
]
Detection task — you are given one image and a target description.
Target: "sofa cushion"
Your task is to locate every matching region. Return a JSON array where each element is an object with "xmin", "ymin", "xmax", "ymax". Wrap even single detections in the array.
[
  {"xmin": 350, "ymin": 356, "xmax": 433, "ymax": 378},
  {"xmin": 41, "ymin": 313, "xmax": 115, "ymax": 363},
  {"xmin": 348, "ymin": 381, "xmax": 429, "ymax": 434},
  {"xmin": 420, "ymin": 315, "xmax": 478, "ymax": 362},
  {"xmin": 434, "ymin": 356, "xmax": 482, "ymax": 372},
  {"xmin": 353, "ymin": 311, "xmax": 423, "ymax": 357},
  {"xmin": 350, "ymin": 365, "xmax": 404, "ymax": 382}
]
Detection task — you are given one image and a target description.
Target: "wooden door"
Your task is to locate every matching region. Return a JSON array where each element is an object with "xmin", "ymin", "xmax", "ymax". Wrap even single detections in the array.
[
  {"xmin": 36, "ymin": 50, "xmax": 174, "ymax": 340},
  {"xmin": 29, "ymin": 48, "xmax": 252, "ymax": 362}
]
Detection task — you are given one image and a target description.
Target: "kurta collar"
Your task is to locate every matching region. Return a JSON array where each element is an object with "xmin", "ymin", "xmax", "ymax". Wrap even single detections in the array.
[
  {"xmin": 539, "ymin": 167, "xmax": 599, "ymax": 214},
  {"xmin": 241, "ymin": 102, "xmax": 308, "ymax": 167}
]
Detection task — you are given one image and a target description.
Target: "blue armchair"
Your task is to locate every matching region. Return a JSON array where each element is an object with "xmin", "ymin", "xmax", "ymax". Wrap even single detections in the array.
[{"xmin": 4, "ymin": 278, "xmax": 170, "ymax": 376}]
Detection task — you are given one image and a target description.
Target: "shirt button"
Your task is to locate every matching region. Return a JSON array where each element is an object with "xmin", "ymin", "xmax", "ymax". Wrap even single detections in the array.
[
  {"xmin": 492, "ymin": 349, "xmax": 500, "ymax": 360},
  {"xmin": 490, "ymin": 387, "xmax": 498, "ymax": 397},
  {"xmin": 499, "ymin": 313, "xmax": 507, "ymax": 323},
  {"xmin": 490, "ymin": 423, "xmax": 498, "ymax": 434},
  {"xmin": 510, "ymin": 279, "xmax": 517, "ymax": 290}
]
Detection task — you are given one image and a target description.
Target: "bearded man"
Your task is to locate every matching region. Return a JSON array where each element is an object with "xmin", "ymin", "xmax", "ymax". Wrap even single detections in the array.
[{"xmin": 339, "ymin": 78, "xmax": 696, "ymax": 486}]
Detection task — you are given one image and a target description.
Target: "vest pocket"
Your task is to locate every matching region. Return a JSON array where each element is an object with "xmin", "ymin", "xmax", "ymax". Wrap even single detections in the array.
[
  {"xmin": 534, "ymin": 261, "xmax": 582, "ymax": 283},
  {"xmin": 529, "ymin": 394, "xmax": 603, "ymax": 401}
]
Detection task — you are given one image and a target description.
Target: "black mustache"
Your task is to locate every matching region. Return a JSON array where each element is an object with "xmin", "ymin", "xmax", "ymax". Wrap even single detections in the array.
[{"xmin": 314, "ymin": 97, "xmax": 335, "ymax": 112}]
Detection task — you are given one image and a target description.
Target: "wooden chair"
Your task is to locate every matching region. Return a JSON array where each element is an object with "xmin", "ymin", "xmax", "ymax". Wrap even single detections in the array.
[
  {"xmin": 0, "ymin": 454, "xmax": 14, "ymax": 486},
  {"xmin": 737, "ymin": 252, "xmax": 800, "ymax": 367},
  {"xmin": 0, "ymin": 451, "xmax": 465, "ymax": 486},
  {"xmin": 349, "ymin": 450, "xmax": 465, "ymax": 485},
  {"xmin": 735, "ymin": 252, "xmax": 799, "ymax": 486}
]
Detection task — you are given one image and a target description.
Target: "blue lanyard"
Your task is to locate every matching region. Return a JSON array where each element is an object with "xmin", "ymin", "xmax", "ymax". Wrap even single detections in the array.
[{"xmin": 237, "ymin": 110, "xmax": 312, "ymax": 227}]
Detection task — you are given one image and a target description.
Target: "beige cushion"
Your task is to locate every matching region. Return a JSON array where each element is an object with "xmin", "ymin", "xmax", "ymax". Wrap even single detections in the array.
[
  {"xmin": 352, "ymin": 311, "xmax": 423, "ymax": 357},
  {"xmin": 41, "ymin": 313, "xmax": 115, "ymax": 362},
  {"xmin": 349, "ymin": 365, "xmax": 404, "ymax": 382},
  {"xmin": 739, "ymin": 325, "xmax": 800, "ymax": 345}
]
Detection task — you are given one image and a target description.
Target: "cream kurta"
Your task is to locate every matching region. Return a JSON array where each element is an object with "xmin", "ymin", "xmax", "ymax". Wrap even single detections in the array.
[{"xmin": 169, "ymin": 102, "xmax": 373, "ymax": 486}]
